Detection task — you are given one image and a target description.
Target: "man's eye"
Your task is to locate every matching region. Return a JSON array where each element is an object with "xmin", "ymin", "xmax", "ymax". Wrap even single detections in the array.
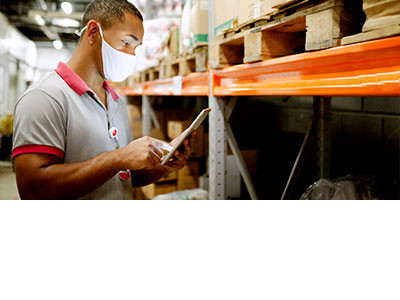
[{"xmin": 121, "ymin": 40, "xmax": 130, "ymax": 46}]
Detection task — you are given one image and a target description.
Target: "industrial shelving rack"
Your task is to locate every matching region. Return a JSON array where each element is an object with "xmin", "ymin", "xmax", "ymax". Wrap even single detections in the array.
[{"xmin": 118, "ymin": 0, "xmax": 400, "ymax": 200}]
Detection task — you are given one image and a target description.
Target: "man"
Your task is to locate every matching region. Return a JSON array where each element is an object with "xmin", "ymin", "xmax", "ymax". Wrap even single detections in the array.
[{"xmin": 12, "ymin": 0, "xmax": 195, "ymax": 200}]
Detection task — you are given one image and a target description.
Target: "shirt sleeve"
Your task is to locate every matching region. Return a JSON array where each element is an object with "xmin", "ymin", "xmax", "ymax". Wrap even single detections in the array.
[{"xmin": 12, "ymin": 89, "xmax": 67, "ymax": 160}]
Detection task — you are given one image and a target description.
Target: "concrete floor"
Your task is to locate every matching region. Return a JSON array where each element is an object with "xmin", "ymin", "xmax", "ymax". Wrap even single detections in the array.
[{"xmin": 0, "ymin": 161, "xmax": 20, "ymax": 200}]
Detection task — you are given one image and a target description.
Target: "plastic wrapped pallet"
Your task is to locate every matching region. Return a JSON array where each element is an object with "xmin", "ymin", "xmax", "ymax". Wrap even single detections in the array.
[
  {"xmin": 130, "ymin": 0, "xmax": 184, "ymax": 19},
  {"xmin": 153, "ymin": 189, "xmax": 209, "ymax": 200},
  {"xmin": 181, "ymin": 0, "xmax": 208, "ymax": 53},
  {"xmin": 300, "ymin": 174, "xmax": 398, "ymax": 200},
  {"xmin": 134, "ymin": 18, "xmax": 179, "ymax": 73}
]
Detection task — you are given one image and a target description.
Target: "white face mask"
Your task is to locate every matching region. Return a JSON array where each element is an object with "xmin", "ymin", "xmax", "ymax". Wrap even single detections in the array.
[{"xmin": 78, "ymin": 24, "xmax": 138, "ymax": 82}]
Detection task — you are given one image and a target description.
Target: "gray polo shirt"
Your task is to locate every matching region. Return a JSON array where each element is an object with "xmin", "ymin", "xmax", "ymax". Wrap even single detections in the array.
[{"xmin": 12, "ymin": 62, "xmax": 134, "ymax": 200}]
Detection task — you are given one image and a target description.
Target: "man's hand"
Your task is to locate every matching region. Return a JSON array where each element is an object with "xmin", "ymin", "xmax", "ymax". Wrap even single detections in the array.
[
  {"xmin": 116, "ymin": 136, "xmax": 166, "ymax": 171},
  {"xmin": 129, "ymin": 132, "xmax": 197, "ymax": 188},
  {"xmin": 164, "ymin": 130, "xmax": 197, "ymax": 171}
]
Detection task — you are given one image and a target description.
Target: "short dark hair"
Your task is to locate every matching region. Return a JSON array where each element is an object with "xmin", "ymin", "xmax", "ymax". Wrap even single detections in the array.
[{"xmin": 82, "ymin": 0, "xmax": 143, "ymax": 30}]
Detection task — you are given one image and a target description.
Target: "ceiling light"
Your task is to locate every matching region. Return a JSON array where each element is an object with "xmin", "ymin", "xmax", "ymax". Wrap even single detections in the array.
[
  {"xmin": 61, "ymin": 2, "xmax": 73, "ymax": 15},
  {"xmin": 52, "ymin": 18, "xmax": 80, "ymax": 28},
  {"xmin": 52, "ymin": 40, "xmax": 63, "ymax": 50},
  {"xmin": 34, "ymin": 14, "xmax": 46, "ymax": 26}
]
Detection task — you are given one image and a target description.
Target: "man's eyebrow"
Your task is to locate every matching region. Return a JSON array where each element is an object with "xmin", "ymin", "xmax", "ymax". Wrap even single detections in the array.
[{"xmin": 128, "ymin": 34, "xmax": 138, "ymax": 41}]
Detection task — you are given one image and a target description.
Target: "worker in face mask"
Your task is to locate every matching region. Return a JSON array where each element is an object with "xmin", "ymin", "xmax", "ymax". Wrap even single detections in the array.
[{"xmin": 12, "ymin": 0, "xmax": 196, "ymax": 200}]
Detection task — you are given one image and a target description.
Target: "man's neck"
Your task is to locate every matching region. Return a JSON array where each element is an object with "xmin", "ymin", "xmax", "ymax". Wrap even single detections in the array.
[{"xmin": 66, "ymin": 46, "xmax": 105, "ymax": 100}]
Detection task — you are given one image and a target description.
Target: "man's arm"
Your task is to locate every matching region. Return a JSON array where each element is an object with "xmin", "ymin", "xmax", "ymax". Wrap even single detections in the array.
[
  {"xmin": 15, "ymin": 151, "xmax": 121, "ymax": 199},
  {"xmin": 14, "ymin": 136, "xmax": 164, "ymax": 199}
]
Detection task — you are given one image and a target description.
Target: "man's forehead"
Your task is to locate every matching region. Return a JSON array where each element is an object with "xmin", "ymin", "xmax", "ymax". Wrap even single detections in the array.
[{"xmin": 118, "ymin": 14, "xmax": 144, "ymax": 33}]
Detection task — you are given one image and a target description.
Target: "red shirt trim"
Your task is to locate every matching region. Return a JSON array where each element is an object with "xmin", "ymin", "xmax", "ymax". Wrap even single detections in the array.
[
  {"xmin": 13, "ymin": 145, "xmax": 65, "ymax": 160},
  {"xmin": 103, "ymin": 81, "xmax": 119, "ymax": 101},
  {"xmin": 55, "ymin": 62, "xmax": 119, "ymax": 101},
  {"xmin": 55, "ymin": 62, "xmax": 90, "ymax": 96}
]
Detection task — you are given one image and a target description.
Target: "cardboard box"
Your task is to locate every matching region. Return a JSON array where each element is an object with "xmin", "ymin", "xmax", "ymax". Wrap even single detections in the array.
[
  {"xmin": 127, "ymin": 104, "xmax": 142, "ymax": 139},
  {"xmin": 178, "ymin": 160, "xmax": 200, "ymax": 190},
  {"xmin": 214, "ymin": 0, "xmax": 239, "ymax": 36},
  {"xmin": 168, "ymin": 26, "xmax": 180, "ymax": 58},
  {"xmin": 168, "ymin": 120, "xmax": 190, "ymax": 140},
  {"xmin": 241, "ymin": 149, "xmax": 258, "ymax": 176},
  {"xmin": 158, "ymin": 171, "xmax": 178, "ymax": 183},
  {"xmin": 150, "ymin": 128, "xmax": 166, "ymax": 141},
  {"xmin": 189, "ymin": 0, "xmax": 209, "ymax": 49},
  {"xmin": 238, "ymin": 0, "xmax": 274, "ymax": 26},
  {"xmin": 141, "ymin": 182, "xmax": 177, "ymax": 200},
  {"xmin": 270, "ymin": 0, "xmax": 292, "ymax": 8},
  {"xmin": 132, "ymin": 188, "xmax": 147, "ymax": 200},
  {"xmin": 167, "ymin": 120, "xmax": 205, "ymax": 158}
]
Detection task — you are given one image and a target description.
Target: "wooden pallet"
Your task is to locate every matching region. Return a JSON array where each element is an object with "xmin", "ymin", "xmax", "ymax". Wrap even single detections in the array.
[
  {"xmin": 140, "ymin": 66, "xmax": 160, "ymax": 82},
  {"xmin": 159, "ymin": 46, "xmax": 208, "ymax": 79},
  {"xmin": 210, "ymin": 0, "xmax": 357, "ymax": 68}
]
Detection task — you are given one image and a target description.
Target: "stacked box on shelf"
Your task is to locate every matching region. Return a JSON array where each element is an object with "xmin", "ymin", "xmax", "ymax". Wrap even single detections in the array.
[
  {"xmin": 168, "ymin": 26, "xmax": 180, "ymax": 59},
  {"xmin": 184, "ymin": 0, "xmax": 209, "ymax": 52},
  {"xmin": 238, "ymin": 0, "xmax": 275, "ymax": 27},
  {"xmin": 127, "ymin": 104, "xmax": 142, "ymax": 139},
  {"xmin": 168, "ymin": 121, "xmax": 206, "ymax": 158},
  {"xmin": 141, "ymin": 170, "xmax": 179, "ymax": 200},
  {"xmin": 126, "ymin": 104, "xmax": 168, "ymax": 140},
  {"xmin": 177, "ymin": 160, "xmax": 200, "ymax": 191},
  {"xmin": 342, "ymin": 0, "xmax": 400, "ymax": 45},
  {"xmin": 214, "ymin": 0, "xmax": 239, "ymax": 36},
  {"xmin": 167, "ymin": 118, "xmax": 208, "ymax": 191},
  {"xmin": 270, "ymin": 0, "xmax": 297, "ymax": 8}
]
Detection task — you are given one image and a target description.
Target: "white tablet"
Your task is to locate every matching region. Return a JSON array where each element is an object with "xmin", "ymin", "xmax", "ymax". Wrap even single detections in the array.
[{"xmin": 161, "ymin": 108, "xmax": 211, "ymax": 165}]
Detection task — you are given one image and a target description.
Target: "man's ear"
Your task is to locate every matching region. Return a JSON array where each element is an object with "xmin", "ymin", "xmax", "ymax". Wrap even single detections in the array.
[{"xmin": 86, "ymin": 20, "xmax": 100, "ymax": 45}]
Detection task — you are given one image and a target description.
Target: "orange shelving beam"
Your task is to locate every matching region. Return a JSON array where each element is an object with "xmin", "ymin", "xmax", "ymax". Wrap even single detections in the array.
[
  {"xmin": 118, "ymin": 72, "xmax": 209, "ymax": 96},
  {"xmin": 118, "ymin": 36, "xmax": 400, "ymax": 97},
  {"xmin": 213, "ymin": 36, "xmax": 400, "ymax": 97}
]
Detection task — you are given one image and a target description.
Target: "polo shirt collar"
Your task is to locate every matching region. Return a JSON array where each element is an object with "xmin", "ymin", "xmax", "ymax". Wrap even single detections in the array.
[
  {"xmin": 55, "ymin": 62, "xmax": 119, "ymax": 101},
  {"xmin": 103, "ymin": 80, "xmax": 119, "ymax": 101}
]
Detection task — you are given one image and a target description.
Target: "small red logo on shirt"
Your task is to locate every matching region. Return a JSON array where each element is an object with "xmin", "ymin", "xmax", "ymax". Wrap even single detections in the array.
[{"xmin": 109, "ymin": 127, "xmax": 118, "ymax": 139}]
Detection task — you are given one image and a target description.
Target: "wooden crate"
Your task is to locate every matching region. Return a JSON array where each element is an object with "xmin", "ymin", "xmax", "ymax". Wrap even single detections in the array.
[
  {"xmin": 139, "ymin": 66, "xmax": 160, "ymax": 82},
  {"xmin": 210, "ymin": 0, "xmax": 358, "ymax": 68}
]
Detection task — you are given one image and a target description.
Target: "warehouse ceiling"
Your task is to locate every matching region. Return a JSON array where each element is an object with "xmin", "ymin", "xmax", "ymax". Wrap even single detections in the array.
[
  {"xmin": 0, "ymin": 0, "xmax": 185, "ymax": 47},
  {"xmin": 0, "ymin": 0, "xmax": 91, "ymax": 43}
]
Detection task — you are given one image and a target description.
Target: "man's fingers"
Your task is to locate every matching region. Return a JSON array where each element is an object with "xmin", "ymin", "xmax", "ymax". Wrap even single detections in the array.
[
  {"xmin": 166, "ymin": 160, "xmax": 184, "ymax": 170},
  {"xmin": 151, "ymin": 145, "xmax": 163, "ymax": 159},
  {"xmin": 190, "ymin": 130, "xmax": 197, "ymax": 144},
  {"xmin": 183, "ymin": 139, "xmax": 191, "ymax": 153},
  {"xmin": 149, "ymin": 149, "xmax": 162, "ymax": 166}
]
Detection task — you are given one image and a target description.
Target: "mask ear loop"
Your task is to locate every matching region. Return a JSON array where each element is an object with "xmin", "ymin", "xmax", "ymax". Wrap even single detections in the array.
[
  {"xmin": 75, "ymin": 23, "xmax": 102, "ymax": 38},
  {"xmin": 75, "ymin": 25, "xmax": 88, "ymax": 37}
]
